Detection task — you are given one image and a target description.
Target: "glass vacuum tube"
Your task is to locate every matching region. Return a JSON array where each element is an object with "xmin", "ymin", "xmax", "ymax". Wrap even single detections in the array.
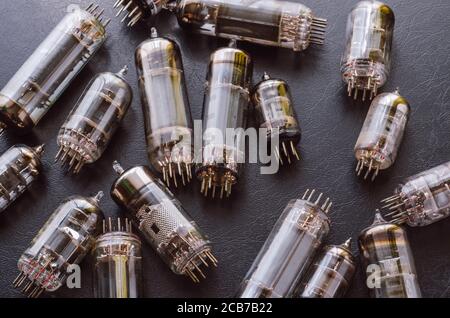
[
  {"xmin": 0, "ymin": 4, "xmax": 108, "ymax": 133},
  {"xmin": 55, "ymin": 66, "xmax": 132, "ymax": 174},
  {"xmin": 0, "ymin": 144, "xmax": 44, "ymax": 213},
  {"xmin": 299, "ymin": 238, "xmax": 356, "ymax": 298},
  {"xmin": 93, "ymin": 218, "xmax": 142, "ymax": 298},
  {"xmin": 252, "ymin": 73, "xmax": 301, "ymax": 165},
  {"xmin": 237, "ymin": 189, "xmax": 332, "ymax": 298},
  {"xmin": 358, "ymin": 212, "xmax": 421, "ymax": 298},
  {"xmin": 135, "ymin": 28, "xmax": 194, "ymax": 188},
  {"xmin": 13, "ymin": 192, "xmax": 104, "ymax": 298},
  {"xmin": 196, "ymin": 40, "xmax": 252, "ymax": 199},
  {"xmin": 110, "ymin": 162, "xmax": 217, "ymax": 282},
  {"xmin": 355, "ymin": 89, "xmax": 410, "ymax": 181},
  {"xmin": 381, "ymin": 161, "xmax": 450, "ymax": 227},
  {"xmin": 114, "ymin": 1, "xmax": 328, "ymax": 52},
  {"xmin": 341, "ymin": 1, "xmax": 395, "ymax": 100}
]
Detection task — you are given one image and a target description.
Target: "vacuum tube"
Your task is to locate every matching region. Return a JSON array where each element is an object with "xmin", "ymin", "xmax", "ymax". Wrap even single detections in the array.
[
  {"xmin": 93, "ymin": 218, "xmax": 142, "ymax": 298},
  {"xmin": 55, "ymin": 66, "xmax": 132, "ymax": 174},
  {"xmin": 381, "ymin": 161, "xmax": 450, "ymax": 227},
  {"xmin": 299, "ymin": 238, "xmax": 356, "ymax": 298},
  {"xmin": 110, "ymin": 162, "xmax": 217, "ymax": 282},
  {"xmin": 0, "ymin": 4, "xmax": 108, "ymax": 133},
  {"xmin": 252, "ymin": 73, "xmax": 301, "ymax": 165},
  {"xmin": 358, "ymin": 212, "xmax": 421, "ymax": 298},
  {"xmin": 196, "ymin": 40, "xmax": 253, "ymax": 199},
  {"xmin": 114, "ymin": 1, "xmax": 328, "ymax": 52},
  {"xmin": 355, "ymin": 89, "xmax": 410, "ymax": 181},
  {"xmin": 13, "ymin": 192, "xmax": 104, "ymax": 298},
  {"xmin": 0, "ymin": 144, "xmax": 44, "ymax": 213},
  {"xmin": 135, "ymin": 28, "xmax": 194, "ymax": 188},
  {"xmin": 341, "ymin": 1, "xmax": 395, "ymax": 100},
  {"xmin": 237, "ymin": 189, "xmax": 332, "ymax": 298}
]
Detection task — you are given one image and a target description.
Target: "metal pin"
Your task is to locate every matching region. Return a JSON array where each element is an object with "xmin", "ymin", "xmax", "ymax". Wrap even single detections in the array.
[
  {"xmin": 291, "ymin": 141, "xmax": 300, "ymax": 160},
  {"xmin": 307, "ymin": 189, "xmax": 316, "ymax": 202},
  {"xmin": 321, "ymin": 197, "xmax": 330, "ymax": 210},
  {"xmin": 314, "ymin": 193, "xmax": 323, "ymax": 205},
  {"xmin": 302, "ymin": 189, "xmax": 310, "ymax": 200}
]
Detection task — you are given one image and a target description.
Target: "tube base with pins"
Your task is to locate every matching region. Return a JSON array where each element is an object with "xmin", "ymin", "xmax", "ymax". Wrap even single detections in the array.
[
  {"xmin": 113, "ymin": 0, "xmax": 166, "ymax": 27},
  {"xmin": 13, "ymin": 192, "xmax": 104, "ymax": 298},
  {"xmin": 94, "ymin": 217, "xmax": 142, "ymax": 298},
  {"xmin": 55, "ymin": 66, "xmax": 132, "ymax": 174},
  {"xmin": 380, "ymin": 161, "xmax": 450, "ymax": 227},
  {"xmin": 252, "ymin": 72, "xmax": 301, "ymax": 168},
  {"xmin": 354, "ymin": 89, "xmax": 410, "ymax": 182}
]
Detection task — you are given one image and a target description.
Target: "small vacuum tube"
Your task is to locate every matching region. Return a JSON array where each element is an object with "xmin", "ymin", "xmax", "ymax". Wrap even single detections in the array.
[
  {"xmin": 355, "ymin": 89, "xmax": 410, "ymax": 181},
  {"xmin": 55, "ymin": 66, "xmax": 132, "ymax": 173},
  {"xmin": 114, "ymin": 1, "xmax": 328, "ymax": 52},
  {"xmin": 299, "ymin": 238, "xmax": 356, "ymax": 298},
  {"xmin": 237, "ymin": 189, "xmax": 332, "ymax": 298},
  {"xmin": 252, "ymin": 73, "xmax": 301, "ymax": 165},
  {"xmin": 196, "ymin": 40, "xmax": 252, "ymax": 198},
  {"xmin": 0, "ymin": 144, "xmax": 44, "ymax": 213},
  {"xmin": 13, "ymin": 192, "xmax": 104, "ymax": 298},
  {"xmin": 93, "ymin": 218, "xmax": 142, "ymax": 298},
  {"xmin": 135, "ymin": 28, "xmax": 194, "ymax": 187},
  {"xmin": 341, "ymin": 1, "xmax": 395, "ymax": 100},
  {"xmin": 0, "ymin": 4, "xmax": 108, "ymax": 133},
  {"xmin": 358, "ymin": 212, "xmax": 422, "ymax": 298},
  {"xmin": 110, "ymin": 162, "xmax": 217, "ymax": 282}
]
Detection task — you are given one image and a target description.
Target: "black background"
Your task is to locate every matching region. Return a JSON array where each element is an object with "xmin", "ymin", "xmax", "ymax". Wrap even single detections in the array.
[{"xmin": 0, "ymin": 0, "xmax": 449, "ymax": 298}]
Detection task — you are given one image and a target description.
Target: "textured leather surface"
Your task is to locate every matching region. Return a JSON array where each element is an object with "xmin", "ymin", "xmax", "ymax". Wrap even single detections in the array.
[{"xmin": 0, "ymin": 0, "xmax": 450, "ymax": 298}]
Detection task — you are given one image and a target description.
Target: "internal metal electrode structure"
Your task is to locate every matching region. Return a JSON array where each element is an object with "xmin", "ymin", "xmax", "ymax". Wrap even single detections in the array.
[
  {"xmin": 237, "ymin": 189, "xmax": 332, "ymax": 298},
  {"xmin": 135, "ymin": 28, "xmax": 194, "ymax": 188},
  {"xmin": 358, "ymin": 212, "xmax": 421, "ymax": 298},
  {"xmin": 94, "ymin": 217, "xmax": 143, "ymax": 298},
  {"xmin": 196, "ymin": 40, "xmax": 253, "ymax": 199},
  {"xmin": 354, "ymin": 88, "xmax": 410, "ymax": 181},
  {"xmin": 0, "ymin": 144, "xmax": 44, "ymax": 213},
  {"xmin": 341, "ymin": 1, "xmax": 395, "ymax": 100},
  {"xmin": 55, "ymin": 66, "xmax": 132, "ymax": 174},
  {"xmin": 110, "ymin": 162, "xmax": 217, "ymax": 282},
  {"xmin": 0, "ymin": 3, "xmax": 108, "ymax": 133},
  {"xmin": 381, "ymin": 161, "xmax": 450, "ymax": 226},
  {"xmin": 112, "ymin": 0, "xmax": 327, "ymax": 52},
  {"xmin": 13, "ymin": 192, "xmax": 104, "ymax": 298},
  {"xmin": 252, "ymin": 72, "xmax": 301, "ymax": 166}
]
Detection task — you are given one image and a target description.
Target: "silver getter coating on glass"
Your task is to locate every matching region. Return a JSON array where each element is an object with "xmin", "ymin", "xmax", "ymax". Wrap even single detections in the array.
[
  {"xmin": 358, "ymin": 212, "xmax": 421, "ymax": 298},
  {"xmin": 113, "ymin": 1, "xmax": 327, "ymax": 52},
  {"xmin": 197, "ymin": 40, "xmax": 252, "ymax": 199},
  {"xmin": 13, "ymin": 192, "xmax": 104, "ymax": 298},
  {"xmin": 0, "ymin": 4, "xmax": 108, "ymax": 133},
  {"xmin": 341, "ymin": 1, "xmax": 395, "ymax": 100},
  {"xmin": 93, "ymin": 218, "xmax": 143, "ymax": 298},
  {"xmin": 299, "ymin": 238, "xmax": 356, "ymax": 298},
  {"xmin": 355, "ymin": 89, "xmax": 410, "ymax": 181},
  {"xmin": 237, "ymin": 189, "xmax": 332, "ymax": 298},
  {"xmin": 381, "ymin": 162, "xmax": 450, "ymax": 226},
  {"xmin": 110, "ymin": 161, "xmax": 217, "ymax": 282},
  {"xmin": 55, "ymin": 66, "xmax": 132, "ymax": 174},
  {"xmin": 135, "ymin": 28, "xmax": 194, "ymax": 188}
]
